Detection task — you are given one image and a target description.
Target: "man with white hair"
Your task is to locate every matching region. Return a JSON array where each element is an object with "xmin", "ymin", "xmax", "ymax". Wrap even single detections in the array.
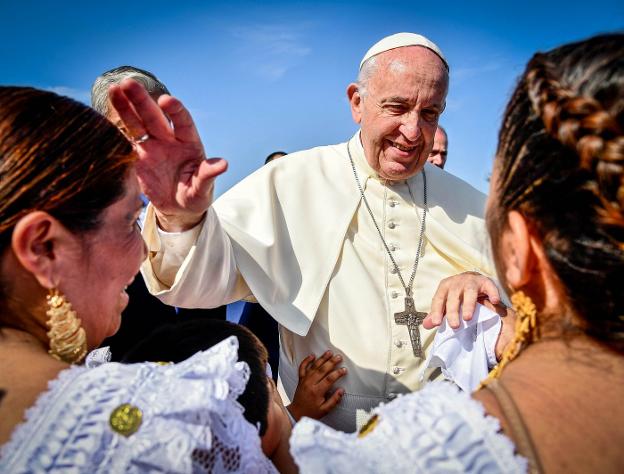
[{"xmin": 110, "ymin": 33, "xmax": 505, "ymax": 432}]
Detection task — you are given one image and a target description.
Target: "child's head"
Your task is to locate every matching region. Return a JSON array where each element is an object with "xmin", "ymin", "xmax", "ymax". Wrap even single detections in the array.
[{"xmin": 122, "ymin": 319, "xmax": 271, "ymax": 435}]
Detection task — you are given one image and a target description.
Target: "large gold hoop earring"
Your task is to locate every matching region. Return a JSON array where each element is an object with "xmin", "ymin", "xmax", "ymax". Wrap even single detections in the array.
[
  {"xmin": 46, "ymin": 288, "xmax": 87, "ymax": 364},
  {"xmin": 480, "ymin": 290, "xmax": 539, "ymax": 388}
]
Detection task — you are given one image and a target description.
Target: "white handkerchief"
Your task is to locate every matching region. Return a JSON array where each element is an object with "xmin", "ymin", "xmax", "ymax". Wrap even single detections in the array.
[{"xmin": 424, "ymin": 303, "xmax": 501, "ymax": 392}]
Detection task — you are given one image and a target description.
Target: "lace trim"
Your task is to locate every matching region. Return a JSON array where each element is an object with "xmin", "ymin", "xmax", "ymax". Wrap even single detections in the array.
[
  {"xmin": 85, "ymin": 346, "xmax": 112, "ymax": 368},
  {"xmin": 1, "ymin": 337, "xmax": 275, "ymax": 473},
  {"xmin": 0, "ymin": 362, "xmax": 85, "ymax": 463},
  {"xmin": 291, "ymin": 382, "xmax": 527, "ymax": 473}
]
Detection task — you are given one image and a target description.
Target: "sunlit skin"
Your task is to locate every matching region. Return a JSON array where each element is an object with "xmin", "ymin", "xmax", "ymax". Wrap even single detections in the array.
[
  {"xmin": 347, "ymin": 46, "xmax": 449, "ymax": 181},
  {"xmin": 106, "ymin": 105, "xmax": 127, "ymax": 137},
  {"xmin": 427, "ymin": 126, "xmax": 448, "ymax": 169},
  {"xmin": 60, "ymin": 169, "xmax": 147, "ymax": 347}
]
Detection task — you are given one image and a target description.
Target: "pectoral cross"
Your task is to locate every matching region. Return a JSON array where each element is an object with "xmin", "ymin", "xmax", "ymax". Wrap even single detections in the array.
[{"xmin": 394, "ymin": 296, "xmax": 427, "ymax": 358}]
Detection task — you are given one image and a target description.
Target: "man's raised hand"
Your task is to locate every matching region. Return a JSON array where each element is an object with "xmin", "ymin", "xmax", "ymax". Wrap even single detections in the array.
[{"xmin": 109, "ymin": 79, "xmax": 227, "ymax": 232}]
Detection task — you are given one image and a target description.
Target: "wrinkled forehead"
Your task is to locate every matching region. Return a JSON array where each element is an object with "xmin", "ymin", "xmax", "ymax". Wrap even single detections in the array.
[
  {"xmin": 376, "ymin": 46, "xmax": 447, "ymax": 76},
  {"xmin": 367, "ymin": 47, "xmax": 449, "ymax": 102},
  {"xmin": 370, "ymin": 47, "xmax": 449, "ymax": 93},
  {"xmin": 434, "ymin": 128, "xmax": 448, "ymax": 144}
]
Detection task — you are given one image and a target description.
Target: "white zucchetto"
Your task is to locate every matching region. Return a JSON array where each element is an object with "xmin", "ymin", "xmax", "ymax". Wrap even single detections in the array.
[{"xmin": 360, "ymin": 32, "xmax": 448, "ymax": 70}]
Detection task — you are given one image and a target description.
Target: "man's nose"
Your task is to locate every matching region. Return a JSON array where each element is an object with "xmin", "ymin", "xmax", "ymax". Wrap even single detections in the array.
[
  {"xmin": 399, "ymin": 112, "xmax": 421, "ymax": 141},
  {"xmin": 428, "ymin": 154, "xmax": 442, "ymax": 166}
]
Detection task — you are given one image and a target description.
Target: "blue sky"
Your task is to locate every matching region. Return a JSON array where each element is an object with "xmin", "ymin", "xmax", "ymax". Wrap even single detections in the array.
[{"xmin": 2, "ymin": 0, "xmax": 622, "ymax": 195}]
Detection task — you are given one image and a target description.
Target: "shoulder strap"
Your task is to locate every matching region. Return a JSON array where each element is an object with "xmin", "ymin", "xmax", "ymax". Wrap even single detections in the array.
[{"xmin": 486, "ymin": 379, "xmax": 544, "ymax": 474}]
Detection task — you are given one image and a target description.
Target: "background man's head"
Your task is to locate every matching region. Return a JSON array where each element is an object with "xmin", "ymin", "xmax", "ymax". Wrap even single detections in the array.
[
  {"xmin": 91, "ymin": 66, "xmax": 170, "ymax": 126},
  {"xmin": 427, "ymin": 126, "xmax": 448, "ymax": 169},
  {"xmin": 347, "ymin": 33, "xmax": 449, "ymax": 181},
  {"xmin": 265, "ymin": 151, "xmax": 287, "ymax": 165}
]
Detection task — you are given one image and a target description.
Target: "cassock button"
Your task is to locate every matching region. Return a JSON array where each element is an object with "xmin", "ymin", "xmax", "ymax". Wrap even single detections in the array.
[
  {"xmin": 392, "ymin": 366, "xmax": 402, "ymax": 375},
  {"xmin": 391, "ymin": 291, "xmax": 399, "ymax": 299},
  {"xmin": 394, "ymin": 339, "xmax": 403, "ymax": 348},
  {"xmin": 389, "ymin": 243, "xmax": 397, "ymax": 251},
  {"xmin": 389, "ymin": 200, "xmax": 397, "ymax": 208},
  {"xmin": 390, "ymin": 267, "xmax": 398, "ymax": 274},
  {"xmin": 388, "ymin": 222, "xmax": 396, "ymax": 229}
]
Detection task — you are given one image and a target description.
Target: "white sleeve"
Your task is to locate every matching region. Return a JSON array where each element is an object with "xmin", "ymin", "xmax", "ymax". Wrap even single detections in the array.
[{"xmin": 141, "ymin": 204, "xmax": 251, "ymax": 308}]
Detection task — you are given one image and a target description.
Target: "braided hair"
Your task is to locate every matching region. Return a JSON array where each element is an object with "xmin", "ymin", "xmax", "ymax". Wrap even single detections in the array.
[{"xmin": 492, "ymin": 33, "xmax": 623, "ymax": 352}]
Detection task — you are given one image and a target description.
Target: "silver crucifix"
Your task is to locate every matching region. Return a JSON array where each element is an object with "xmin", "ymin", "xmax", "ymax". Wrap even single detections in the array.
[{"xmin": 394, "ymin": 296, "xmax": 427, "ymax": 358}]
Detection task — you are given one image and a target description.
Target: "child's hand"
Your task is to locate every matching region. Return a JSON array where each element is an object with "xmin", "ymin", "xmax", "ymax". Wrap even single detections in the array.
[{"xmin": 288, "ymin": 350, "xmax": 347, "ymax": 421}]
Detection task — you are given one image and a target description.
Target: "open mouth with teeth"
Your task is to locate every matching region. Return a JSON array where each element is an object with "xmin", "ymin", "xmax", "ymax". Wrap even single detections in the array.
[
  {"xmin": 392, "ymin": 141, "xmax": 417, "ymax": 153},
  {"xmin": 386, "ymin": 139, "xmax": 421, "ymax": 161}
]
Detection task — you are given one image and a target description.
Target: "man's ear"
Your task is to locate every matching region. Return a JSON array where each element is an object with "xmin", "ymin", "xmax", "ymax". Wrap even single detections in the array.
[
  {"xmin": 11, "ymin": 211, "xmax": 72, "ymax": 289},
  {"xmin": 500, "ymin": 210, "xmax": 538, "ymax": 289},
  {"xmin": 346, "ymin": 83, "xmax": 363, "ymax": 124}
]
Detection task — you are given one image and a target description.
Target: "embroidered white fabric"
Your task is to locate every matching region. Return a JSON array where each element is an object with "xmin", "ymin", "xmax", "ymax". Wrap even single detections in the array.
[
  {"xmin": 85, "ymin": 345, "xmax": 112, "ymax": 368},
  {"xmin": 291, "ymin": 382, "xmax": 527, "ymax": 474},
  {"xmin": 0, "ymin": 337, "xmax": 277, "ymax": 473}
]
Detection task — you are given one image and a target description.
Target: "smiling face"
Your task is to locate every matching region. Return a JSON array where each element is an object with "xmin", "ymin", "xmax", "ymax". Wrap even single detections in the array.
[
  {"xmin": 61, "ymin": 168, "xmax": 146, "ymax": 347},
  {"xmin": 348, "ymin": 46, "xmax": 448, "ymax": 181}
]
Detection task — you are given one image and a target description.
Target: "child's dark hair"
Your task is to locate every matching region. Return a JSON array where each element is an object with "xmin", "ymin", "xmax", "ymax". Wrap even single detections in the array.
[{"xmin": 121, "ymin": 319, "xmax": 270, "ymax": 435}]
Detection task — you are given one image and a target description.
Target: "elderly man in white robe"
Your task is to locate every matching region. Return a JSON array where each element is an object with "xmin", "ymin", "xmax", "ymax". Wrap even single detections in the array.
[{"xmin": 109, "ymin": 33, "xmax": 508, "ymax": 432}]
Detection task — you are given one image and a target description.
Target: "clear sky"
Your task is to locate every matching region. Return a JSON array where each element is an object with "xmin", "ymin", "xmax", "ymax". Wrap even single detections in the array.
[{"xmin": 2, "ymin": 0, "xmax": 622, "ymax": 195}]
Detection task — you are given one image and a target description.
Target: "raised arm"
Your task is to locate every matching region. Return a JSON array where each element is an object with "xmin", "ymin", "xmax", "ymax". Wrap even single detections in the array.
[
  {"xmin": 109, "ymin": 78, "xmax": 227, "ymax": 232},
  {"xmin": 109, "ymin": 80, "xmax": 250, "ymax": 308}
]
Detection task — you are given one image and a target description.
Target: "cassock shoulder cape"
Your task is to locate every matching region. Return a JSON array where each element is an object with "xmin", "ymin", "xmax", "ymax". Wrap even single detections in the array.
[{"xmin": 208, "ymin": 136, "xmax": 493, "ymax": 336}]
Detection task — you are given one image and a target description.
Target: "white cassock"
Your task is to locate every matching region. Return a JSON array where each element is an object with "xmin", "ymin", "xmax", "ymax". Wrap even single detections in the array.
[{"xmin": 141, "ymin": 132, "xmax": 495, "ymax": 432}]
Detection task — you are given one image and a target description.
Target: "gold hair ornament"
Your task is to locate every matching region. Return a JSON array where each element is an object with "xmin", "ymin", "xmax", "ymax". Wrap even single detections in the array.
[
  {"xmin": 46, "ymin": 288, "xmax": 87, "ymax": 364},
  {"xmin": 479, "ymin": 291, "xmax": 539, "ymax": 388}
]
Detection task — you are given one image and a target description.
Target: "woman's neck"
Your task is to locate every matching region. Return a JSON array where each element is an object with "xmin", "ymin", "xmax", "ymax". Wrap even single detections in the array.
[
  {"xmin": 0, "ymin": 326, "xmax": 48, "ymax": 354},
  {"xmin": 0, "ymin": 326, "xmax": 68, "ymax": 446},
  {"xmin": 516, "ymin": 334, "xmax": 621, "ymax": 366}
]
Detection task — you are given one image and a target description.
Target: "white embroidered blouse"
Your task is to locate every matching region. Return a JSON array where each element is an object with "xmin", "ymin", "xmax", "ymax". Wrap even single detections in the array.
[
  {"xmin": 0, "ymin": 337, "xmax": 276, "ymax": 473},
  {"xmin": 290, "ymin": 382, "xmax": 527, "ymax": 473}
]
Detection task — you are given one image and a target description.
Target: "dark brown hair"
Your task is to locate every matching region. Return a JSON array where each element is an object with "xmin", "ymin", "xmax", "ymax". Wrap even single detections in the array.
[
  {"xmin": 492, "ymin": 33, "xmax": 623, "ymax": 351},
  {"xmin": 0, "ymin": 87, "xmax": 135, "ymax": 250}
]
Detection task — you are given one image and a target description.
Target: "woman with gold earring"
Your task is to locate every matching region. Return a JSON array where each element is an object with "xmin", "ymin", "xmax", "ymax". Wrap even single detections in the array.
[
  {"xmin": 291, "ymin": 33, "xmax": 624, "ymax": 473},
  {"xmin": 0, "ymin": 88, "xmax": 276, "ymax": 472}
]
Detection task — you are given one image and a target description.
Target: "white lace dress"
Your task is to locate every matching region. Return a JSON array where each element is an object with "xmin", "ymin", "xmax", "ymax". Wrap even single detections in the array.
[
  {"xmin": 290, "ymin": 382, "xmax": 527, "ymax": 473},
  {"xmin": 0, "ymin": 337, "xmax": 276, "ymax": 473}
]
